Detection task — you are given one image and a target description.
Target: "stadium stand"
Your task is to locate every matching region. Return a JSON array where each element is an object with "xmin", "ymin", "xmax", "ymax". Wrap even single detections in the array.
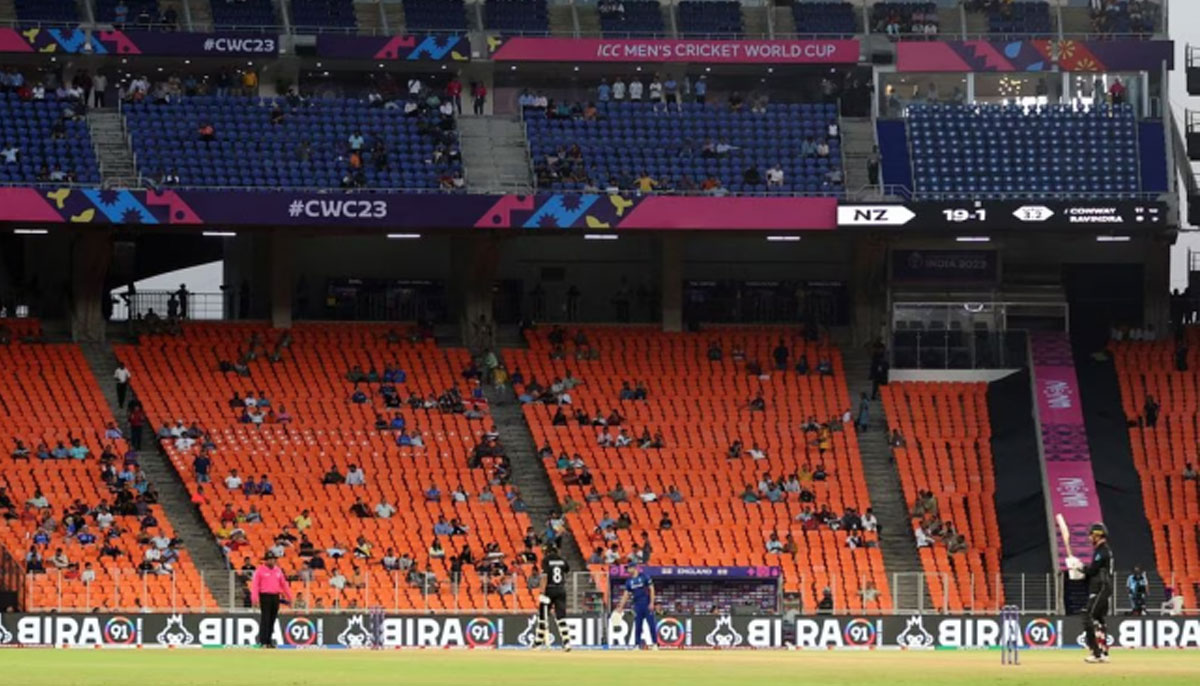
[
  {"xmin": 598, "ymin": 0, "xmax": 666, "ymax": 36},
  {"xmin": 677, "ymin": 0, "xmax": 744, "ymax": 37},
  {"xmin": 290, "ymin": 0, "xmax": 357, "ymax": 30},
  {"xmin": 506, "ymin": 326, "xmax": 893, "ymax": 613},
  {"xmin": 484, "ymin": 0, "xmax": 549, "ymax": 34},
  {"xmin": 95, "ymin": 0, "xmax": 159, "ymax": 25},
  {"xmin": 880, "ymin": 382, "xmax": 1004, "ymax": 612},
  {"xmin": 975, "ymin": 0, "xmax": 1052, "ymax": 35},
  {"xmin": 401, "ymin": 0, "xmax": 469, "ymax": 31},
  {"xmin": 114, "ymin": 323, "xmax": 540, "ymax": 610},
  {"xmin": 1110, "ymin": 332, "xmax": 1200, "ymax": 610},
  {"xmin": 210, "ymin": 0, "xmax": 278, "ymax": 29},
  {"xmin": 870, "ymin": 1, "xmax": 939, "ymax": 36},
  {"xmin": 792, "ymin": 0, "xmax": 858, "ymax": 35},
  {"xmin": 123, "ymin": 93, "xmax": 461, "ymax": 190},
  {"xmin": 907, "ymin": 103, "xmax": 1140, "ymax": 198},
  {"xmin": 0, "ymin": 92, "xmax": 100, "ymax": 185},
  {"xmin": 1089, "ymin": 0, "xmax": 1160, "ymax": 34},
  {"xmin": 0, "ymin": 323, "xmax": 216, "ymax": 611},
  {"xmin": 13, "ymin": 0, "xmax": 80, "ymax": 23},
  {"xmin": 525, "ymin": 101, "xmax": 843, "ymax": 194}
]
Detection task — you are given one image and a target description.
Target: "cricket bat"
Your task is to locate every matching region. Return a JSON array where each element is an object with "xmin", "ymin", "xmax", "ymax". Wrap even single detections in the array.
[{"xmin": 1055, "ymin": 513, "xmax": 1072, "ymax": 558}]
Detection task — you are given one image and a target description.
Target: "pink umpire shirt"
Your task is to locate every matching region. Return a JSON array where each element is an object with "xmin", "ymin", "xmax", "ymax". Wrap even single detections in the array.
[{"xmin": 250, "ymin": 564, "xmax": 293, "ymax": 604}]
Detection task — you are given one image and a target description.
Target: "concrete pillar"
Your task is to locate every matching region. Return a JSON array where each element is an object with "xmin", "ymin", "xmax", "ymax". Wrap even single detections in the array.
[
  {"xmin": 70, "ymin": 230, "xmax": 113, "ymax": 342},
  {"xmin": 1144, "ymin": 237, "xmax": 1171, "ymax": 334},
  {"xmin": 450, "ymin": 234, "xmax": 501, "ymax": 346},
  {"xmin": 268, "ymin": 230, "xmax": 294, "ymax": 329},
  {"xmin": 851, "ymin": 234, "xmax": 889, "ymax": 347},
  {"xmin": 660, "ymin": 234, "xmax": 683, "ymax": 332}
]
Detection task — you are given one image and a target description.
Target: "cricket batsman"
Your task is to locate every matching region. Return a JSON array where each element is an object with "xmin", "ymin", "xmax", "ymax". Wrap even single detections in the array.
[
  {"xmin": 537, "ymin": 543, "xmax": 572, "ymax": 651},
  {"xmin": 613, "ymin": 561, "xmax": 657, "ymax": 649},
  {"xmin": 1066, "ymin": 522, "xmax": 1113, "ymax": 663}
]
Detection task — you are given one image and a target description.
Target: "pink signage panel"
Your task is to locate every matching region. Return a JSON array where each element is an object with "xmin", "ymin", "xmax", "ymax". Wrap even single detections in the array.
[{"xmin": 489, "ymin": 37, "xmax": 861, "ymax": 64}]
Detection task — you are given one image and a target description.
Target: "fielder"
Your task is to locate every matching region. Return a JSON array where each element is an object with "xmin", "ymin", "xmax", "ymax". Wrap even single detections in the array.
[
  {"xmin": 613, "ymin": 561, "xmax": 657, "ymax": 649},
  {"xmin": 1066, "ymin": 522, "xmax": 1114, "ymax": 663},
  {"xmin": 536, "ymin": 543, "xmax": 573, "ymax": 651}
]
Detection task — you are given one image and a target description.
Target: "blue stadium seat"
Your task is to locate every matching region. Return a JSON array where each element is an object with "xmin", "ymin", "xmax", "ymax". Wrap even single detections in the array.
[
  {"xmin": 94, "ymin": 0, "xmax": 160, "ymax": 25},
  {"xmin": 870, "ymin": 1, "xmax": 938, "ymax": 35},
  {"xmin": 402, "ymin": 0, "xmax": 468, "ymax": 31},
  {"xmin": 984, "ymin": 1, "xmax": 1051, "ymax": 35},
  {"xmin": 210, "ymin": 0, "xmax": 278, "ymax": 30},
  {"xmin": 677, "ymin": 0, "xmax": 743, "ymax": 37},
  {"xmin": 123, "ymin": 96, "xmax": 461, "ymax": 191},
  {"xmin": 598, "ymin": 1, "xmax": 666, "ymax": 37},
  {"xmin": 14, "ymin": 0, "xmax": 80, "ymax": 24},
  {"xmin": 290, "ymin": 0, "xmax": 357, "ymax": 30},
  {"xmin": 0, "ymin": 94, "xmax": 100, "ymax": 184},
  {"xmin": 524, "ymin": 101, "xmax": 843, "ymax": 194},
  {"xmin": 906, "ymin": 103, "xmax": 1141, "ymax": 199},
  {"xmin": 793, "ymin": 1, "xmax": 857, "ymax": 35},
  {"xmin": 484, "ymin": 0, "xmax": 549, "ymax": 34}
]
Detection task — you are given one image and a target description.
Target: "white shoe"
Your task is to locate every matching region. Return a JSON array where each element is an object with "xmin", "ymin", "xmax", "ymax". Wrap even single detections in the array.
[{"xmin": 1084, "ymin": 655, "xmax": 1109, "ymax": 664}]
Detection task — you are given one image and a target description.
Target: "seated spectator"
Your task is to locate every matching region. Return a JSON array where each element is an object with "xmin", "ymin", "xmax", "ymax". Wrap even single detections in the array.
[
  {"xmin": 765, "ymin": 532, "xmax": 784, "ymax": 554},
  {"xmin": 1184, "ymin": 463, "xmax": 1198, "ymax": 482},
  {"xmin": 223, "ymin": 469, "xmax": 243, "ymax": 491},
  {"xmin": 322, "ymin": 466, "xmax": 346, "ymax": 485},
  {"xmin": 345, "ymin": 464, "xmax": 366, "ymax": 487}
]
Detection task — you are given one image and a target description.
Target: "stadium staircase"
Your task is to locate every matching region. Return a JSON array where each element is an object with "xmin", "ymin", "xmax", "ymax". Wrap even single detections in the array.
[
  {"xmin": 1074, "ymin": 345, "xmax": 1168, "ymax": 608},
  {"xmin": 842, "ymin": 346, "xmax": 930, "ymax": 610},
  {"xmin": 354, "ymin": 0, "xmax": 384, "ymax": 34},
  {"xmin": 574, "ymin": 1, "xmax": 600, "ymax": 35},
  {"xmin": 381, "ymin": 0, "xmax": 404, "ymax": 32},
  {"xmin": 841, "ymin": 116, "xmax": 876, "ymax": 194},
  {"xmin": 0, "ymin": 0, "xmax": 16, "ymax": 23},
  {"xmin": 986, "ymin": 369, "xmax": 1054, "ymax": 610},
  {"xmin": 86, "ymin": 109, "xmax": 140, "ymax": 189},
  {"xmin": 771, "ymin": 3, "xmax": 795, "ymax": 36},
  {"xmin": 185, "ymin": 0, "xmax": 214, "ymax": 30},
  {"xmin": 79, "ymin": 342, "xmax": 235, "ymax": 608},
  {"xmin": 742, "ymin": 2, "xmax": 768, "ymax": 37},
  {"xmin": 548, "ymin": 1, "xmax": 575, "ymax": 35},
  {"xmin": 458, "ymin": 116, "xmax": 534, "ymax": 193}
]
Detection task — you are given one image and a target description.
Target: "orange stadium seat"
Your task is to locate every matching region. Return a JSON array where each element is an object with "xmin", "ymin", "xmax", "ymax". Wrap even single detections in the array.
[
  {"xmin": 0, "ymin": 322, "xmax": 216, "ymax": 611},
  {"xmin": 505, "ymin": 326, "xmax": 893, "ymax": 613},
  {"xmin": 1110, "ymin": 333, "xmax": 1200, "ymax": 609},
  {"xmin": 115, "ymin": 322, "xmax": 540, "ymax": 611},
  {"xmin": 881, "ymin": 382, "xmax": 1003, "ymax": 612}
]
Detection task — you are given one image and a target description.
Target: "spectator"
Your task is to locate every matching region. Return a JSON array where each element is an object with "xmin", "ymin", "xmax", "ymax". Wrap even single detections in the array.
[
  {"xmin": 345, "ymin": 464, "xmax": 366, "ymax": 487},
  {"xmin": 223, "ymin": 469, "xmax": 243, "ymax": 491},
  {"xmin": 471, "ymin": 81, "xmax": 487, "ymax": 115},
  {"xmin": 1143, "ymin": 394, "xmax": 1160, "ymax": 428},
  {"xmin": 817, "ymin": 588, "xmax": 834, "ymax": 615},
  {"xmin": 322, "ymin": 465, "xmax": 345, "ymax": 485},
  {"xmin": 1184, "ymin": 463, "xmax": 1198, "ymax": 481},
  {"xmin": 197, "ymin": 122, "xmax": 215, "ymax": 143},
  {"xmin": 766, "ymin": 163, "xmax": 784, "ymax": 189}
]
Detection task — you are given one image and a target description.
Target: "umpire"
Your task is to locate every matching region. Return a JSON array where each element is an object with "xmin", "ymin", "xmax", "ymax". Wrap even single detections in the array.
[{"xmin": 250, "ymin": 551, "xmax": 293, "ymax": 648}]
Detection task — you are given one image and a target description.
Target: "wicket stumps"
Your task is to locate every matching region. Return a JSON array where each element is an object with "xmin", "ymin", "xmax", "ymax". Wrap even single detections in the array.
[
  {"xmin": 370, "ymin": 606, "xmax": 385, "ymax": 650},
  {"xmin": 1000, "ymin": 605, "xmax": 1021, "ymax": 665}
]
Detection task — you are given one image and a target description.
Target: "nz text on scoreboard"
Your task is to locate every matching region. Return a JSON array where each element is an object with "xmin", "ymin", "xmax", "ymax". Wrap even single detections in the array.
[{"xmin": 839, "ymin": 201, "xmax": 1168, "ymax": 230}]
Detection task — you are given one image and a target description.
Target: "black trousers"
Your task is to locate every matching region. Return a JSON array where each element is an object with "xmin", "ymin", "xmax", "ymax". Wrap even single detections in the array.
[
  {"xmin": 1083, "ymin": 592, "xmax": 1110, "ymax": 657},
  {"xmin": 258, "ymin": 593, "xmax": 281, "ymax": 646},
  {"xmin": 116, "ymin": 382, "xmax": 128, "ymax": 408}
]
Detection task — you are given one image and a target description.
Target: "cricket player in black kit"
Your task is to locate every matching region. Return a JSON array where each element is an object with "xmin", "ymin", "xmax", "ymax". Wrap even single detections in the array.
[
  {"xmin": 537, "ymin": 544, "xmax": 573, "ymax": 651},
  {"xmin": 1078, "ymin": 523, "xmax": 1114, "ymax": 663}
]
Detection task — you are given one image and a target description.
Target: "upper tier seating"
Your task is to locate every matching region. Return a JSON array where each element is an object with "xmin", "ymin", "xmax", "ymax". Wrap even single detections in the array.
[
  {"xmin": 124, "ymin": 95, "xmax": 460, "ymax": 190},
  {"xmin": 506, "ymin": 326, "xmax": 892, "ymax": 613},
  {"xmin": 0, "ymin": 94, "xmax": 101, "ymax": 185},
  {"xmin": 1090, "ymin": 0, "xmax": 1160, "ymax": 34},
  {"xmin": 982, "ymin": 0, "xmax": 1052, "ymax": 34},
  {"xmin": 402, "ymin": 0, "xmax": 468, "ymax": 31},
  {"xmin": 1110, "ymin": 331, "xmax": 1200, "ymax": 610},
  {"xmin": 290, "ymin": 0, "xmax": 357, "ymax": 30},
  {"xmin": 525, "ymin": 101, "xmax": 843, "ymax": 194},
  {"xmin": 599, "ymin": 0, "xmax": 666, "ymax": 36},
  {"xmin": 0, "ymin": 325, "xmax": 215, "ymax": 611},
  {"xmin": 484, "ymin": 0, "xmax": 549, "ymax": 34},
  {"xmin": 95, "ymin": 0, "xmax": 158, "ymax": 25},
  {"xmin": 881, "ymin": 382, "xmax": 1004, "ymax": 612},
  {"xmin": 115, "ymin": 323, "xmax": 540, "ymax": 611},
  {"xmin": 907, "ymin": 104, "xmax": 1140, "ymax": 199},
  {"xmin": 14, "ymin": 0, "xmax": 79, "ymax": 23},
  {"xmin": 793, "ymin": 1, "xmax": 858, "ymax": 35},
  {"xmin": 677, "ymin": 0, "xmax": 743, "ymax": 36},
  {"xmin": 210, "ymin": 0, "xmax": 278, "ymax": 29},
  {"xmin": 871, "ymin": 1, "xmax": 938, "ymax": 35}
]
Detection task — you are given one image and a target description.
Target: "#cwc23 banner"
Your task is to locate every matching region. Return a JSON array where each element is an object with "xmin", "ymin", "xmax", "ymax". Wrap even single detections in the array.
[{"xmin": 2, "ymin": 613, "xmax": 1199, "ymax": 650}]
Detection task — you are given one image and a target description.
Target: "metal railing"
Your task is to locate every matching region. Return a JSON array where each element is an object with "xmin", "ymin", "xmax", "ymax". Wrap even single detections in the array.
[
  {"xmin": 110, "ymin": 290, "xmax": 228, "ymax": 322},
  {"xmin": 16, "ymin": 567, "xmax": 1198, "ymax": 615},
  {"xmin": 22, "ymin": 567, "xmax": 534, "ymax": 613}
]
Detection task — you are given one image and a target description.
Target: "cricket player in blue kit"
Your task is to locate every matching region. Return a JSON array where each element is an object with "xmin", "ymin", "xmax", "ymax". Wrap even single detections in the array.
[{"xmin": 614, "ymin": 562, "xmax": 657, "ymax": 648}]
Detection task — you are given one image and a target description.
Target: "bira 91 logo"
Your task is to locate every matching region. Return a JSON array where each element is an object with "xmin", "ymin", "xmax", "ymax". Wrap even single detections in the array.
[
  {"xmin": 155, "ymin": 614, "xmax": 195, "ymax": 646},
  {"xmin": 202, "ymin": 37, "xmax": 277, "ymax": 54}
]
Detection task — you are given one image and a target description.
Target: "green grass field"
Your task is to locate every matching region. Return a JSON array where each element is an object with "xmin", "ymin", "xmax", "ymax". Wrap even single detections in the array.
[{"xmin": 4, "ymin": 649, "xmax": 1199, "ymax": 686}]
